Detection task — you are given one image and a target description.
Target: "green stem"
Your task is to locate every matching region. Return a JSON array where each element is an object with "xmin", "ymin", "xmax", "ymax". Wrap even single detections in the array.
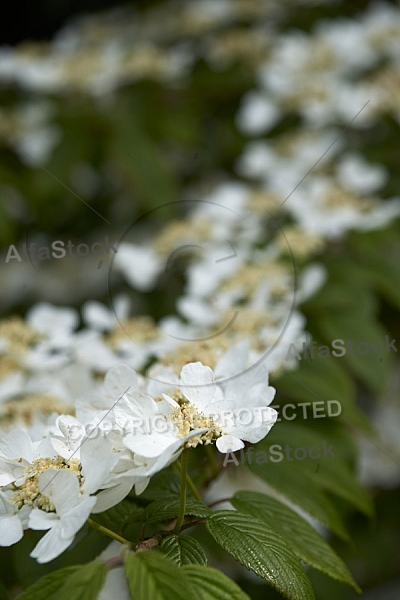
[
  {"xmin": 88, "ymin": 518, "xmax": 131, "ymax": 547},
  {"xmin": 174, "ymin": 458, "xmax": 202, "ymax": 501},
  {"xmin": 186, "ymin": 472, "xmax": 202, "ymax": 502},
  {"xmin": 174, "ymin": 448, "xmax": 188, "ymax": 533},
  {"xmin": 206, "ymin": 444, "xmax": 218, "ymax": 479}
]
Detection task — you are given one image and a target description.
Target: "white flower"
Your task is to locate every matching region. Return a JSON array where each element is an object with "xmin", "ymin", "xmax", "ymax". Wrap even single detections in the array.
[
  {"xmin": 82, "ymin": 296, "xmax": 130, "ymax": 332},
  {"xmin": 236, "ymin": 91, "xmax": 280, "ymax": 135},
  {"xmin": 114, "ymin": 360, "xmax": 277, "ymax": 467},
  {"xmin": 29, "ymin": 470, "xmax": 97, "ymax": 563},
  {"xmin": 26, "ymin": 303, "xmax": 79, "ymax": 338},
  {"xmin": 114, "ymin": 243, "xmax": 162, "ymax": 292},
  {"xmin": 0, "ymin": 492, "xmax": 29, "ymax": 546},
  {"xmin": 0, "ymin": 430, "xmax": 55, "ymax": 487},
  {"xmin": 336, "ymin": 153, "xmax": 387, "ymax": 194}
]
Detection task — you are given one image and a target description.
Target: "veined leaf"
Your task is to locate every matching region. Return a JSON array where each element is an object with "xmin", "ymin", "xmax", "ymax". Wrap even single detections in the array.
[
  {"xmin": 160, "ymin": 535, "xmax": 207, "ymax": 566},
  {"xmin": 56, "ymin": 561, "xmax": 108, "ymax": 600},
  {"xmin": 247, "ymin": 460, "xmax": 349, "ymax": 540},
  {"xmin": 206, "ymin": 510, "xmax": 315, "ymax": 600},
  {"xmin": 182, "ymin": 565, "xmax": 250, "ymax": 600},
  {"xmin": 124, "ymin": 550, "xmax": 196, "ymax": 600},
  {"xmin": 232, "ymin": 491, "xmax": 361, "ymax": 592},
  {"xmin": 142, "ymin": 497, "xmax": 211, "ymax": 525},
  {"xmin": 16, "ymin": 567, "xmax": 79, "ymax": 599},
  {"xmin": 90, "ymin": 500, "xmax": 143, "ymax": 533}
]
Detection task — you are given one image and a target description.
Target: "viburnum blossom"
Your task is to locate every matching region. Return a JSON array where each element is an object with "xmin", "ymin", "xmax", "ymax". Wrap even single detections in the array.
[{"xmin": 114, "ymin": 360, "xmax": 277, "ymax": 459}]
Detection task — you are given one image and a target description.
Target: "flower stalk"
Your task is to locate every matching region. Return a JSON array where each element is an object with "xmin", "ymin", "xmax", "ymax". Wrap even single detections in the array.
[
  {"xmin": 88, "ymin": 518, "xmax": 131, "ymax": 547},
  {"xmin": 174, "ymin": 448, "xmax": 189, "ymax": 533}
]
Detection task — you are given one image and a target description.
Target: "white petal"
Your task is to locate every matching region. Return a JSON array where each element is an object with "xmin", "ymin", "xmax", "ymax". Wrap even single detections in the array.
[
  {"xmin": 29, "ymin": 509, "xmax": 58, "ymax": 531},
  {"xmin": 236, "ymin": 91, "xmax": 280, "ymax": 134},
  {"xmin": 134, "ymin": 478, "xmax": 150, "ymax": 496},
  {"xmin": 30, "ymin": 525, "xmax": 73, "ymax": 564},
  {"xmin": 123, "ymin": 431, "xmax": 178, "ymax": 458},
  {"xmin": 104, "ymin": 364, "xmax": 139, "ymax": 402},
  {"xmin": 0, "ymin": 462, "xmax": 18, "ymax": 487},
  {"xmin": 214, "ymin": 340, "xmax": 249, "ymax": 380},
  {"xmin": 227, "ymin": 407, "xmax": 278, "ymax": 443},
  {"xmin": 0, "ymin": 514, "xmax": 23, "ymax": 546},
  {"xmin": 216, "ymin": 435, "xmax": 244, "ymax": 453},
  {"xmin": 0, "ymin": 493, "xmax": 14, "ymax": 517},
  {"xmin": 50, "ymin": 438, "xmax": 75, "ymax": 461},
  {"xmin": 0, "ymin": 372, "xmax": 25, "ymax": 402},
  {"xmin": 38, "ymin": 470, "xmax": 80, "ymax": 515},
  {"xmin": 56, "ymin": 415, "xmax": 85, "ymax": 444},
  {"xmin": 180, "ymin": 363, "xmax": 218, "ymax": 411},
  {"xmin": 114, "ymin": 295, "xmax": 131, "ymax": 322},
  {"xmin": 91, "ymin": 480, "xmax": 133, "ymax": 514},
  {"xmin": 80, "ymin": 437, "xmax": 118, "ymax": 495},
  {"xmin": 146, "ymin": 367, "xmax": 179, "ymax": 397},
  {"xmin": 82, "ymin": 301, "xmax": 114, "ymax": 331},
  {"xmin": 60, "ymin": 496, "xmax": 97, "ymax": 539},
  {"xmin": 26, "ymin": 303, "xmax": 78, "ymax": 336},
  {"xmin": 0, "ymin": 430, "xmax": 35, "ymax": 462},
  {"xmin": 115, "ymin": 244, "xmax": 162, "ymax": 291}
]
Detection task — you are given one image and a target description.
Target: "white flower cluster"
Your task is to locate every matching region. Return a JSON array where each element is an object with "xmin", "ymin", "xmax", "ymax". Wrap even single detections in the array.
[
  {"xmin": 2, "ymin": 2, "xmax": 400, "ymax": 164},
  {"xmin": 0, "ymin": 353, "xmax": 277, "ymax": 562},
  {"xmin": 1, "ymin": 0, "xmax": 400, "ymax": 565}
]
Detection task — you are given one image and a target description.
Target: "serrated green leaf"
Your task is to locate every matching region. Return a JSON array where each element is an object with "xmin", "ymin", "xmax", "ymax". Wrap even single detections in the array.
[
  {"xmin": 142, "ymin": 497, "xmax": 211, "ymax": 525},
  {"xmin": 57, "ymin": 561, "xmax": 108, "ymax": 600},
  {"xmin": 182, "ymin": 565, "xmax": 250, "ymax": 600},
  {"xmin": 206, "ymin": 510, "xmax": 315, "ymax": 600},
  {"xmin": 160, "ymin": 535, "xmax": 207, "ymax": 566},
  {"xmin": 247, "ymin": 459, "xmax": 349, "ymax": 540},
  {"xmin": 138, "ymin": 470, "xmax": 182, "ymax": 501},
  {"xmin": 232, "ymin": 491, "xmax": 361, "ymax": 592},
  {"xmin": 12, "ymin": 525, "xmax": 109, "ymax": 587},
  {"xmin": 124, "ymin": 550, "xmax": 196, "ymax": 600},
  {"xmin": 15, "ymin": 566, "xmax": 80, "ymax": 600}
]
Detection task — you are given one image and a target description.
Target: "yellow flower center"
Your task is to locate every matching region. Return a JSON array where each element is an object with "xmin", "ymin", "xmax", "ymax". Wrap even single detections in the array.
[{"xmin": 12, "ymin": 457, "xmax": 81, "ymax": 511}]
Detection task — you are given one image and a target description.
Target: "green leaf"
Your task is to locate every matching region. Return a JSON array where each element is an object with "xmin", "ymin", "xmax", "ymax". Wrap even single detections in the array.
[
  {"xmin": 124, "ymin": 550, "xmax": 196, "ymax": 600},
  {"xmin": 90, "ymin": 500, "xmax": 143, "ymax": 533},
  {"xmin": 138, "ymin": 470, "xmax": 182, "ymax": 500},
  {"xmin": 160, "ymin": 535, "xmax": 207, "ymax": 566},
  {"xmin": 316, "ymin": 314, "xmax": 391, "ymax": 395},
  {"xmin": 57, "ymin": 561, "xmax": 108, "ymax": 600},
  {"xmin": 0, "ymin": 581, "xmax": 8, "ymax": 600},
  {"xmin": 232, "ymin": 492, "xmax": 361, "ymax": 592},
  {"xmin": 182, "ymin": 565, "xmax": 250, "ymax": 600},
  {"xmin": 109, "ymin": 102, "xmax": 178, "ymax": 210},
  {"xmin": 15, "ymin": 566, "xmax": 80, "ymax": 599},
  {"xmin": 247, "ymin": 459, "xmax": 350, "ymax": 540},
  {"xmin": 272, "ymin": 352, "xmax": 371, "ymax": 433},
  {"xmin": 206, "ymin": 510, "xmax": 315, "ymax": 600},
  {"xmin": 12, "ymin": 525, "xmax": 109, "ymax": 587},
  {"xmin": 349, "ymin": 226, "xmax": 400, "ymax": 311},
  {"xmin": 263, "ymin": 422, "xmax": 373, "ymax": 516},
  {"xmin": 143, "ymin": 497, "xmax": 211, "ymax": 525}
]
